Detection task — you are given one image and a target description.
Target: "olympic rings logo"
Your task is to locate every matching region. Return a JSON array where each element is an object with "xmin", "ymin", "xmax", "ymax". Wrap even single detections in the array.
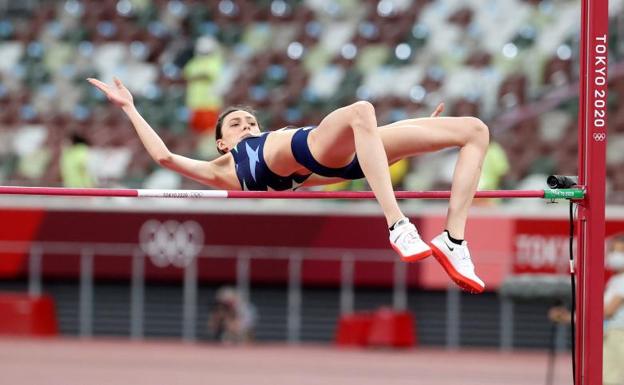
[
  {"xmin": 593, "ymin": 132, "xmax": 606, "ymax": 141},
  {"xmin": 139, "ymin": 219, "xmax": 204, "ymax": 268}
]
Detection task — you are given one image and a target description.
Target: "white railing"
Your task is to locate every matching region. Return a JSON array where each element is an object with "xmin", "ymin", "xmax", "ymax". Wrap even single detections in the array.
[{"xmin": 0, "ymin": 240, "xmax": 565, "ymax": 350}]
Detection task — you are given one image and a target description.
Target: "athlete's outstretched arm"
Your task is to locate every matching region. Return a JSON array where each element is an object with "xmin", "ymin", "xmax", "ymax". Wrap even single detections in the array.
[
  {"xmin": 87, "ymin": 78, "xmax": 237, "ymax": 189},
  {"xmin": 88, "ymin": 77, "xmax": 171, "ymax": 161}
]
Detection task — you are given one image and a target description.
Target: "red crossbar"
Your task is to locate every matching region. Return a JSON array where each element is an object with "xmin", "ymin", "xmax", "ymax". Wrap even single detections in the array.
[{"xmin": 0, "ymin": 186, "xmax": 546, "ymax": 199}]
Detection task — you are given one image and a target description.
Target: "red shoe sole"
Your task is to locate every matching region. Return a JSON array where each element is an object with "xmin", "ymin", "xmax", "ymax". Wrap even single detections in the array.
[
  {"xmin": 390, "ymin": 242, "xmax": 433, "ymax": 263},
  {"xmin": 429, "ymin": 243, "xmax": 484, "ymax": 294}
]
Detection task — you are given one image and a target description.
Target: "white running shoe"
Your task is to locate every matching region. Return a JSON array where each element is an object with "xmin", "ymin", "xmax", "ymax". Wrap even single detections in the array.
[
  {"xmin": 430, "ymin": 232, "xmax": 485, "ymax": 294},
  {"xmin": 389, "ymin": 218, "xmax": 432, "ymax": 262}
]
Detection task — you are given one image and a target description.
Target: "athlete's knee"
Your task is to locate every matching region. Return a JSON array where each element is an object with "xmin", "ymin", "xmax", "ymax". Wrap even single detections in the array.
[
  {"xmin": 348, "ymin": 101, "xmax": 376, "ymax": 131},
  {"xmin": 466, "ymin": 117, "xmax": 489, "ymax": 148}
]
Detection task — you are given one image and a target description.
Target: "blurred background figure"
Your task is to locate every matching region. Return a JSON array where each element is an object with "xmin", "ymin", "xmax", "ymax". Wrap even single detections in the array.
[
  {"xmin": 474, "ymin": 138, "xmax": 510, "ymax": 205},
  {"xmin": 547, "ymin": 235, "xmax": 624, "ymax": 385},
  {"xmin": 603, "ymin": 235, "xmax": 624, "ymax": 385},
  {"xmin": 184, "ymin": 35, "xmax": 224, "ymax": 135},
  {"xmin": 478, "ymin": 141, "xmax": 510, "ymax": 192},
  {"xmin": 12, "ymin": 123, "xmax": 52, "ymax": 185},
  {"xmin": 208, "ymin": 286, "xmax": 257, "ymax": 344},
  {"xmin": 547, "ymin": 305, "xmax": 570, "ymax": 325},
  {"xmin": 60, "ymin": 132, "xmax": 94, "ymax": 188}
]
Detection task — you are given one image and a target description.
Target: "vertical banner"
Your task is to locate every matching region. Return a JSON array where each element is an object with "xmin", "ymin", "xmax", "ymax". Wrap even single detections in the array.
[{"xmin": 577, "ymin": 0, "xmax": 608, "ymax": 384}]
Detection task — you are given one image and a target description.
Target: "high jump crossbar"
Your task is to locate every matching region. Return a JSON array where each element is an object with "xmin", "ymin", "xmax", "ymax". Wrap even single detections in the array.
[{"xmin": 0, "ymin": 186, "xmax": 585, "ymax": 200}]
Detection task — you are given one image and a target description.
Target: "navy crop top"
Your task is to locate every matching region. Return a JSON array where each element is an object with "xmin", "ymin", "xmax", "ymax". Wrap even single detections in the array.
[{"xmin": 230, "ymin": 133, "xmax": 310, "ymax": 191}]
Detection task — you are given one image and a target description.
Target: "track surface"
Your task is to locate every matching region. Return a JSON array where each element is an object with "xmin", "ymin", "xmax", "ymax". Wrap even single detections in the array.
[{"xmin": 0, "ymin": 338, "xmax": 572, "ymax": 385}]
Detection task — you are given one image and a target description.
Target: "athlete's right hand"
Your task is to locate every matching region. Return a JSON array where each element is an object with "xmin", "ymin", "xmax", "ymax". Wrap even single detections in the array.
[
  {"xmin": 87, "ymin": 77, "xmax": 134, "ymax": 108},
  {"xmin": 430, "ymin": 102, "xmax": 444, "ymax": 117}
]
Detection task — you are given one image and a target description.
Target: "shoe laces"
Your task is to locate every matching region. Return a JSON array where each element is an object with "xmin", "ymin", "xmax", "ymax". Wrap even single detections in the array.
[
  {"xmin": 456, "ymin": 243, "xmax": 474, "ymax": 268},
  {"xmin": 400, "ymin": 224, "xmax": 421, "ymax": 245}
]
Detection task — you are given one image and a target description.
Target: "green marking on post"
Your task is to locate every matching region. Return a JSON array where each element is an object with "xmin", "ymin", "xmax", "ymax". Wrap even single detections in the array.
[{"xmin": 543, "ymin": 189, "xmax": 585, "ymax": 200}]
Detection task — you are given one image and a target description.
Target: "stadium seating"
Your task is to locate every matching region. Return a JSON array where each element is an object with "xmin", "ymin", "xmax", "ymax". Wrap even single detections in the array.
[{"xmin": 0, "ymin": 0, "xmax": 622, "ymax": 202}]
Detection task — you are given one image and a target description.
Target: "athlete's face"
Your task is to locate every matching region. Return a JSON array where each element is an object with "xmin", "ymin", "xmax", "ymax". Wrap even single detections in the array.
[{"xmin": 217, "ymin": 110, "xmax": 261, "ymax": 153}]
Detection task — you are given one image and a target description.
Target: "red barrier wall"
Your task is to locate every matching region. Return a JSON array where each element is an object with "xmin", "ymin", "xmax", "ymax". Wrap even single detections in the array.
[{"xmin": 1, "ymin": 207, "xmax": 623, "ymax": 289}]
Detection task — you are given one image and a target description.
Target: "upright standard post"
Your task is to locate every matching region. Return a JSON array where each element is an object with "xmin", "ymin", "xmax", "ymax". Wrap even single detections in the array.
[
  {"xmin": 577, "ymin": 1, "xmax": 608, "ymax": 384},
  {"xmin": 130, "ymin": 249, "xmax": 145, "ymax": 340},
  {"xmin": 28, "ymin": 245, "xmax": 42, "ymax": 297},
  {"xmin": 393, "ymin": 259, "xmax": 407, "ymax": 311},
  {"xmin": 340, "ymin": 254, "xmax": 354, "ymax": 315},
  {"xmin": 79, "ymin": 248, "xmax": 94, "ymax": 338},
  {"xmin": 182, "ymin": 257, "xmax": 198, "ymax": 342},
  {"xmin": 236, "ymin": 251, "xmax": 250, "ymax": 303},
  {"xmin": 446, "ymin": 286, "xmax": 461, "ymax": 349},
  {"xmin": 287, "ymin": 254, "xmax": 302, "ymax": 344},
  {"xmin": 499, "ymin": 299, "xmax": 514, "ymax": 351}
]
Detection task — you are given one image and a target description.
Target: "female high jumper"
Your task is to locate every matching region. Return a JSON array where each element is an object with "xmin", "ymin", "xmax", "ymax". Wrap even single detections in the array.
[{"xmin": 88, "ymin": 77, "xmax": 489, "ymax": 293}]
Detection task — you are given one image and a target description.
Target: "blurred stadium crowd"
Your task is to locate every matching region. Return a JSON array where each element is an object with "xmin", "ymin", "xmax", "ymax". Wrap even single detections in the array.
[{"xmin": 0, "ymin": 0, "xmax": 623, "ymax": 201}]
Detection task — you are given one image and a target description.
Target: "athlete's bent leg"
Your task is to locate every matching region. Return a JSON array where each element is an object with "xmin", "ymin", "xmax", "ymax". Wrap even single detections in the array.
[
  {"xmin": 379, "ymin": 116, "xmax": 489, "ymax": 238},
  {"xmin": 308, "ymin": 101, "xmax": 402, "ymax": 227},
  {"xmin": 308, "ymin": 102, "xmax": 432, "ymax": 261},
  {"xmin": 378, "ymin": 116, "xmax": 489, "ymax": 290},
  {"xmin": 446, "ymin": 118, "xmax": 489, "ymax": 239}
]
